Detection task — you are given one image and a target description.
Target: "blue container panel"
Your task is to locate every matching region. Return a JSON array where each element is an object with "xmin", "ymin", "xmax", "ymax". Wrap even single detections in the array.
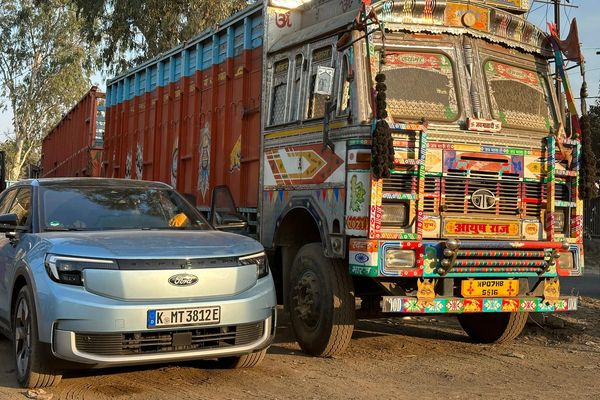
[
  {"xmin": 150, "ymin": 66, "xmax": 158, "ymax": 91},
  {"xmin": 174, "ymin": 55, "xmax": 183, "ymax": 81},
  {"xmin": 251, "ymin": 16, "xmax": 262, "ymax": 48},
  {"xmin": 162, "ymin": 59, "xmax": 171, "ymax": 86},
  {"xmin": 234, "ymin": 24, "xmax": 244, "ymax": 56},
  {"xmin": 186, "ymin": 48, "xmax": 197, "ymax": 76},
  {"xmin": 107, "ymin": 6, "xmax": 263, "ymax": 106},
  {"xmin": 137, "ymin": 72, "xmax": 145, "ymax": 96},
  {"xmin": 203, "ymin": 41, "xmax": 213, "ymax": 69}
]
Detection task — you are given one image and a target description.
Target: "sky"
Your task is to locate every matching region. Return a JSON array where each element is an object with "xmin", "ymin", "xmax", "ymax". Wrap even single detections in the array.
[{"xmin": 0, "ymin": 0, "xmax": 599, "ymax": 137}]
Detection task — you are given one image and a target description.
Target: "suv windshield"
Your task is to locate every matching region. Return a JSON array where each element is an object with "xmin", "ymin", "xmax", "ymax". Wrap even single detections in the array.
[{"xmin": 40, "ymin": 185, "xmax": 211, "ymax": 231}]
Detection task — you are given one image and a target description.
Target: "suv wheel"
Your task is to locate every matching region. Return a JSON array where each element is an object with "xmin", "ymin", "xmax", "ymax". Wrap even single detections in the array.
[{"xmin": 13, "ymin": 286, "xmax": 62, "ymax": 388}]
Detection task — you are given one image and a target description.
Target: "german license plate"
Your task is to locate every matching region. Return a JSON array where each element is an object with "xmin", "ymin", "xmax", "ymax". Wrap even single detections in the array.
[
  {"xmin": 147, "ymin": 306, "xmax": 221, "ymax": 328},
  {"xmin": 461, "ymin": 280, "xmax": 519, "ymax": 298}
]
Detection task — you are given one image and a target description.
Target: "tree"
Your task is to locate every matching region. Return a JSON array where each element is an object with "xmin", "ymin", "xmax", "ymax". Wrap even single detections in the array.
[
  {"xmin": 581, "ymin": 100, "xmax": 600, "ymax": 198},
  {"xmin": 0, "ymin": 0, "xmax": 92, "ymax": 180},
  {"xmin": 589, "ymin": 102, "xmax": 600, "ymax": 166},
  {"xmin": 73, "ymin": 0, "xmax": 250, "ymax": 74}
]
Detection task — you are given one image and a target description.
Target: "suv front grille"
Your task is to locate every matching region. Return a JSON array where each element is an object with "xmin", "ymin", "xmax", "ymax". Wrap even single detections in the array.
[{"xmin": 74, "ymin": 322, "xmax": 264, "ymax": 356}]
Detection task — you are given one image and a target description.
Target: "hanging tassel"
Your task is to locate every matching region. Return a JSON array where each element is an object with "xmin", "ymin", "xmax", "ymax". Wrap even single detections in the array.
[{"xmin": 371, "ymin": 73, "xmax": 394, "ymax": 179}]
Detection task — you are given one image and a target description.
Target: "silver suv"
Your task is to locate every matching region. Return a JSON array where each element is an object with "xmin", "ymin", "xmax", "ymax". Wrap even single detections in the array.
[{"xmin": 0, "ymin": 178, "xmax": 276, "ymax": 388}]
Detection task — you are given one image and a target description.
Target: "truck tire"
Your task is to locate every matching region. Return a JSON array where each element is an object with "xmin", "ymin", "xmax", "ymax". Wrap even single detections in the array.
[
  {"xmin": 288, "ymin": 243, "xmax": 355, "ymax": 357},
  {"xmin": 13, "ymin": 286, "xmax": 62, "ymax": 388},
  {"xmin": 458, "ymin": 312, "xmax": 528, "ymax": 344},
  {"xmin": 218, "ymin": 349, "xmax": 267, "ymax": 368}
]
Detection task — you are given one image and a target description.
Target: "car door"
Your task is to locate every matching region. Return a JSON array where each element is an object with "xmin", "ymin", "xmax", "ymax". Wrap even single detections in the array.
[{"xmin": 0, "ymin": 186, "xmax": 32, "ymax": 324}]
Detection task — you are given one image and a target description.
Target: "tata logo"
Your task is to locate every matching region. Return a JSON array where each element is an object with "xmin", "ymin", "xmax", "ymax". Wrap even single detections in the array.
[
  {"xmin": 168, "ymin": 274, "xmax": 199, "ymax": 287},
  {"xmin": 354, "ymin": 253, "xmax": 369, "ymax": 264},
  {"xmin": 471, "ymin": 189, "xmax": 496, "ymax": 210}
]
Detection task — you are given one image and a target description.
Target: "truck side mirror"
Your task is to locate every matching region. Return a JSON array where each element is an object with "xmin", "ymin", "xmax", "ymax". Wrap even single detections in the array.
[{"xmin": 209, "ymin": 186, "xmax": 248, "ymax": 232}]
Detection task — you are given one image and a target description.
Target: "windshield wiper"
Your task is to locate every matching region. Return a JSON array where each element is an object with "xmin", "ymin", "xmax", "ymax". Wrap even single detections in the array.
[{"xmin": 44, "ymin": 227, "xmax": 89, "ymax": 232}]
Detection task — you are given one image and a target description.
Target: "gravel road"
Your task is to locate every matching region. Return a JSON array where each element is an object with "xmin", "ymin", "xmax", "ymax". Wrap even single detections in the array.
[{"xmin": 1, "ymin": 297, "xmax": 599, "ymax": 400}]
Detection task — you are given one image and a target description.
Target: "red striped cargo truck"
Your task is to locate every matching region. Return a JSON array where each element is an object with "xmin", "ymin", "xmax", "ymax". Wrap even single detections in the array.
[
  {"xmin": 41, "ymin": 86, "xmax": 105, "ymax": 178},
  {"xmin": 41, "ymin": 0, "xmax": 585, "ymax": 357}
]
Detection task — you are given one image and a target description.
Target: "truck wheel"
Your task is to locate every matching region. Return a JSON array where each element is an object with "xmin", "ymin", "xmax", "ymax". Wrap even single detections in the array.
[
  {"xmin": 289, "ymin": 243, "xmax": 355, "ymax": 357},
  {"xmin": 218, "ymin": 349, "xmax": 267, "ymax": 369},
  {"xmin": 458, "ymin": 312, "xmax": 528, "ymax": 344},
  {"xmin": 13, "ymin": 286, "xmax": 62, "ymax": 388}
]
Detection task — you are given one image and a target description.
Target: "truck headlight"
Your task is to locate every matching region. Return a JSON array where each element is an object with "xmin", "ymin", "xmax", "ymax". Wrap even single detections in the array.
[
  {"xmin": 240, "ymin": 252, "xmax": 269, "ymax": 279},
  {"xmin": 558, "ymin": 252, "xmax": 574, "ymax": 270},
  {"xmin": 384, "ymin": 248, "xmax": 415, "ymax": 271},
  {"xmin": 45, "ymin": 254, "xmax": 118, "ymax": 286},
  {"xmin": 382, "ymin": 203, "xmax": 409, "ymax": 227}
]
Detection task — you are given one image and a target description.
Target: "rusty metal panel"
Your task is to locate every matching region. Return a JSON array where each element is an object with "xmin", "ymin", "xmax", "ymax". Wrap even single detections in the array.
[
  {"xmin": 103, "ymin": 4, "xmax": 262, "ymax": 209},
  {"xmin": 42, "ymin": 87, "xmax": 105, "ymax": 178}
]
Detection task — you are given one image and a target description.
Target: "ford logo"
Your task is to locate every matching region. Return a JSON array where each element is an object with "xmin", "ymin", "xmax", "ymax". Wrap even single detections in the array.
[
  {"xmin": 168, "ymin": 274, "xmax": 199, "ymax": 287},
  {"xmin": 354, "ymin": 253, "xmax": 369, "ymax": 264}
]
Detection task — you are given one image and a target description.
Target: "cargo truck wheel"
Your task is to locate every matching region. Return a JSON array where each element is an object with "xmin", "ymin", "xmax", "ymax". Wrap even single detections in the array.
[
  {"xmin": 289, "ymin": 243, "xmax": 355, "ymax": 357},
  {"xmin": 458, "ymin": 312, "xmax": 528, "ymax": 344},
  {"xmin": 13, "ymin": 286, "xmax": 62, "ymax": 388}
]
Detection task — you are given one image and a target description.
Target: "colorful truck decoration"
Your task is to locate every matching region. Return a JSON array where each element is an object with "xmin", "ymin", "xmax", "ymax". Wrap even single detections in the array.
[{"xmin": 43, "ymin": 0, "xmax": 585, "ymax": 356}]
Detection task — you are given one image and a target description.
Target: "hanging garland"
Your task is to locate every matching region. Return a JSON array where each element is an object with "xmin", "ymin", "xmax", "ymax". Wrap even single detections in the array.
[{"xmin": 371, "ymin": 73, "xmax": 394, "ymax": 179}]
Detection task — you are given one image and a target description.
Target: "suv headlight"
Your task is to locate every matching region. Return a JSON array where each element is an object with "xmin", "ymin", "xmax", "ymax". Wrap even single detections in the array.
[
  {"xmin": 45, "ymin": 254, "xmax": 118, "ymax": 286},
  {"xmin": 239, "ymin": 252, "xmax": 269, "ymax": 279}
]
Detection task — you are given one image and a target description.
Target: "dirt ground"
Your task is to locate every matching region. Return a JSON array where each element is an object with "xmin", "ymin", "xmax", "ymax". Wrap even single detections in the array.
[{"xmin": 0, "ymin": 297, "xmax": 599, "ymax": 400}]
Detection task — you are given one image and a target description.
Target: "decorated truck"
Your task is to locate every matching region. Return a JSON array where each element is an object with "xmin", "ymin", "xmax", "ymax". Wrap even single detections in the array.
[{"xmin": 44, "ymin": 0, "xmax": 585, "ymax": 357}]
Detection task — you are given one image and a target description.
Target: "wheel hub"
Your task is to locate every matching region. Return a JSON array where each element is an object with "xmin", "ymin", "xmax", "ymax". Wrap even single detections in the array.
[
  {"xmin": 14, "ymin": 298, "xmax": 31, "ymax": 378},
  {"xmin": 293, "ymin": 271, "xmax": 320, "ymax": 328}
]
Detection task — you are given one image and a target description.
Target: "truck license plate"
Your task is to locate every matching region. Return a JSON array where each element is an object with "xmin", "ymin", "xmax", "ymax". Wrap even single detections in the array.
[
  {"xmin": 461, "ymin": 280, "xmax": 519, "ymax": 298},
  {"xmin": 147, "ymin": 306, "xmax": 221, "ymax": 328}
]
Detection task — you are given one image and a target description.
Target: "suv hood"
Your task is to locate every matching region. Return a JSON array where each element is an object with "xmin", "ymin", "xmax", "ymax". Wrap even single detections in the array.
[{"xmin": 40, "ymin": 230, "xmax": 263, "ymax": 259}]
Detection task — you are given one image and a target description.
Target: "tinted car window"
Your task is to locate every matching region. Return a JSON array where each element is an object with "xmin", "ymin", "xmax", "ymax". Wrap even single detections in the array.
[
  {"xmin": 0, "ymin": 189, "xmax": 18, "ymax": 214},
  {"xmin": 8, "ymin": 187, "xmax": 32, "ymax": 226},
  {"xmin": 40, "ymin": 185, "xmax": 211, "ymax": 231}
]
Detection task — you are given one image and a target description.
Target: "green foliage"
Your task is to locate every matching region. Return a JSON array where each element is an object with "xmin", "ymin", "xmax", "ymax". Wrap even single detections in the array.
[
  {"xmin": 583, "ymin": 101, "xmax": 600, "ymax": 199},
  {"xmin": 589, "ymin": 102, "xmax": 600, "ymax": 165},
  {"xmin": 73, "ymin": 0, "xmax": 250, "ymax": 74},
  {"xmin": 0, "ymin": 0, "xmax": 91, "ymax": 180}
]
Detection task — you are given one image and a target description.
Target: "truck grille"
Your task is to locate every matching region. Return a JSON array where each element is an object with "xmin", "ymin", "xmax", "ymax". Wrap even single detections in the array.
[
  {"xmin": 443, "ymin": 170, "xmax": 519, "ymax": 216},
  {"xmin": 382, "ymin": 172, "xmax": 563, "ymax": 220},
  {"xmin": 446, "ymin": 247, "xmax": 552, "ymax": 275},
  {"xmin": 74, "ymin": 322, "xmax": 264, "ymax": 356}
]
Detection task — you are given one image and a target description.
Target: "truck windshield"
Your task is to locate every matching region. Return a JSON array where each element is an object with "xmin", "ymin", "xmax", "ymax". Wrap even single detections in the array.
[
  {"xmin": 484, "ymin": 60, "xmax": 556, "ymax": 132},
  {"xmin": 40, "ymin": 185, "xmax": 211, "ymax": 231},
  {"xmin": 382, "ymin": 51, "xmax": 459, "ymax": 122}
]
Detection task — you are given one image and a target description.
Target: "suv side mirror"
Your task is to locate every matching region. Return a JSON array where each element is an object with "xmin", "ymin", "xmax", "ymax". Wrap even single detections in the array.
[
  {"xmin": 0, "ymin": 213, "xmax": 18, "ymax": 240},
  {"xmin": 0, "ymin": 213, "xmax": 18, "ymax": 231},
  {"xmin": 209, "ymin": 186, "xmax": 247, "ymax": 232}
]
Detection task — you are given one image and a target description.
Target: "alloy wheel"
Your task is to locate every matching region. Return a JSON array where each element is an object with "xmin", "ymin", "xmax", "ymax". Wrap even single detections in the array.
[{"xmin": 14, "ymin": 297, "xmax": 31, "ymax": 378}]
